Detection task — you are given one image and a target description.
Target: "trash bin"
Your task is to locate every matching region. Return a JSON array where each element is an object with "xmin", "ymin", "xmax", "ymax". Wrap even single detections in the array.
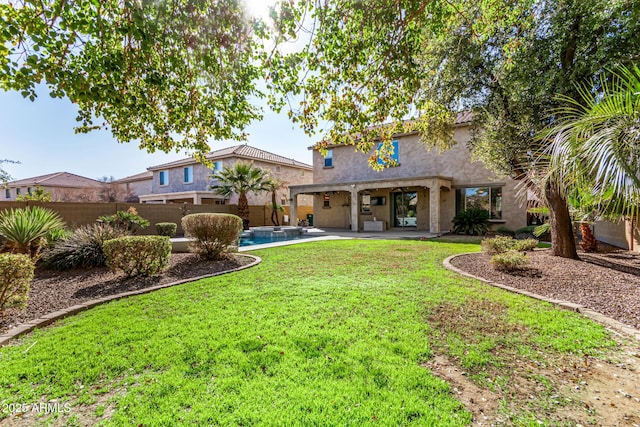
[{"xmin": 306, "ymin": 214, "xmax": 314, "ymax": 226}]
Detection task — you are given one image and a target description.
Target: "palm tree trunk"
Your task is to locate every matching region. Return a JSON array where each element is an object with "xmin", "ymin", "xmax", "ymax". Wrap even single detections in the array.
[
  {"xmin": 238, "ymin": 192, "xmax": 250, "ymax": 230},
  {"xmin": 271, "ymin": 191, "xmax": 279, "ymax": 226},
  {"xmin": 545, "ymin": 181, "xmax": 579, "ymax": 259}
]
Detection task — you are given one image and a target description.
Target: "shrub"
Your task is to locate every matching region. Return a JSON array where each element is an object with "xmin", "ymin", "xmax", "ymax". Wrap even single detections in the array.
[
  {"xmin": 496, "ymin": 226, "xmax": 515, "ymax": 237},
  {"xmin": 156, "ymin": 222, "xmax": 177, "ymax": 237},
  {"xmin": 98, "ymin": 207, "xmax": 150, "ymax": 233},
  {"xmin": 182, "ymin": 213, "xmax": 242, "ymax": 260},
  {"xmin": 481, "ymin": 235, "xmax": 516, "ymax": 255},
  {"xmin": 103, "ymin": 235, "xmax": 171, "ymax": 277},
  {"xmin": 512, "ymin": 238, "xmax": 539, "ymax": 252},
  {"xmin": 0, "ymin": 253, "xmax": 34, "ymax": 314},
  {"xmin": 0, "ymin": 206, "xmax": 65, "ymax": 259},
  {"xmin": 490, "ymin": 251, "xmax": 529, "ymax": 271},
  {"xmin": 42, "ymin": 223, "xmax": 129, "ymax": 270},
  {"xmin": 452, "ymin": 208, "xmax": 490, "ymax": 236},
  {"xmin": 482, "ymin": 236, "xmax": 539, "ymax": 255}
]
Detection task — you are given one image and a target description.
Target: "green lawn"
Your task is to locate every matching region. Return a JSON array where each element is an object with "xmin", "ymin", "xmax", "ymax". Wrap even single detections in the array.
[{"xmin": 0, "ymin": 240, "xmax": 615, "ymax": 426}]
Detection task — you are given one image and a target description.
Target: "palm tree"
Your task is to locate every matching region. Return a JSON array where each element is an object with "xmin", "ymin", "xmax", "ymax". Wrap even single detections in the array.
[
  {"xmin": 264, "ymin": 178, "xmax": 287, "ymax": 226},
  {"xmin": 211, "ymin": 162, "xmax": 270, "ymax": 230},
  {"xmin": 542, "ymin": 66, "xmax": 640, "ymax": 249}
]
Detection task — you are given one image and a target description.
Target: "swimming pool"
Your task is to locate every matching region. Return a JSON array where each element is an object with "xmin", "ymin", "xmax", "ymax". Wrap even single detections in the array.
[{"xmin": 239, "ymin": 233, "xmax": 315, "ymax": 247}]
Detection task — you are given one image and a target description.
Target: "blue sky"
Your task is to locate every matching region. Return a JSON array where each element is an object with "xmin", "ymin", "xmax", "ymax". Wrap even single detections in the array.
[
  {"xmin": 0, "ymin": 0, "xmax": 316, "ymax": 182},
  {"xmin": 0, "ymin": 88, "xmax": 316, "ymax": 181}
]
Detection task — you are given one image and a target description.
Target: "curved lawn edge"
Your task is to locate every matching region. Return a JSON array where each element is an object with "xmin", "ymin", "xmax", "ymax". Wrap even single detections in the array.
[
  {"xmin": 443, "ymin": 252, "xmax": 640, "ymax": 342},
  {"xmin": 0, "ymin": 254, "xmax": 262, "ymax": 348}
]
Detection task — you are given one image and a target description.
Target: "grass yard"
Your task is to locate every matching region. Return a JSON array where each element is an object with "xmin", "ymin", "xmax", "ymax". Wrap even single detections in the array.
[{"xmin": 0, "ymin": 240, "xmax": 620, "ymax": 426}]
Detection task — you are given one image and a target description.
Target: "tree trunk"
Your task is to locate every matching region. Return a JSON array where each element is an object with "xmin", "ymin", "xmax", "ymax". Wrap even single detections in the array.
[
  {"xmin": 579, "ymin": 222, "xmax": 597, "ymax": 253},
  {"xmin": 238, "ymin": 193, "xmax": 250, "ymax": 230},
  {"xmin": 271, "ymin": 191, "xmax": 280, "ymax": 226},
  {"xmin": 545, "ymin": 181, "xmax": 579, "ymax": 259}
]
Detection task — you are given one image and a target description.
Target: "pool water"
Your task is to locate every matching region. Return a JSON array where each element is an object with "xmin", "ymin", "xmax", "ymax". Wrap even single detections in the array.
[{"xmin": 239, "ymin": 234, "xmax": 314, "ymax": 247}]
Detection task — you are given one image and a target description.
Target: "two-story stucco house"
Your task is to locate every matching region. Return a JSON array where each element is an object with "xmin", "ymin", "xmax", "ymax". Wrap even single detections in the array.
[
  {"xmin": 3, "ymin": 172, "xmax": 108, "ymax": 202},
  {"xmin": 139, "ymin": 145, "xmax": 314, "ymax": 208},
  {"xmin": 289, "ymin": 114, "xmax": 527, "ymax": 234}
]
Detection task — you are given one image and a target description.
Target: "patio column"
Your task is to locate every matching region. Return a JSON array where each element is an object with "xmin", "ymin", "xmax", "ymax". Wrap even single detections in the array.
[
  {"xmin": 350, "ymin": 188, "xmax": 359, "ymax": 231},
  {"xmin": 429, "ymin": 186, "xmax": 440, "ymax": 234},
  {"xmin": 193, "ymin": 194, "xmax": 201, "ymax": 204},
  {"xmin": 289, "ymin": 193, "xmax": 297, "ymax": 226}
]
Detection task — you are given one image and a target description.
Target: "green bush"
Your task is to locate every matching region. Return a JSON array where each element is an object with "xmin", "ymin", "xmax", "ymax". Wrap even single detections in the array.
[
  {"xmin": 103, "ymin": 235, "xmax": 171, "ymax": 277},
  {"xmin": 0, "ymin": 206, "xmax": 65, "ymax": 259},
  {"xmin": 182, "ymin": 213, "xmax": 242, "ymax": 260},
  {"xmin": 496, "ymin": 226, "xmax": 515, "ymax": 237},
  {"xmin": 42, "ymin": 223, "xmax": 129, "ymax": 270},
  {"xmin": 512, "ymin": 238, "xmax": 539, "ymax": 252},
  {"xmin": 452, "ymin": 208, "xmax": 490, "ymax": 236},
  {"xmin": 156, "ymin": 222, "xmax": 177, "ymax": 237},
  {"xmin": 482, "ymin": 236, "xmax": 539, "ymax": 255},
  {"xmin": 481, "ymin": 235, "xmax": 516, "ymax": 255},
  {"xmin": 0, "ymin": 253, "xmax": 34, "ymax": 314},
  {"xmin": 98, "ymin": 207, "xmax": 150, "ymax": 233},
  {"xmin": 490, "ymin": 251, "xmax": 529, "ymax": 271}
]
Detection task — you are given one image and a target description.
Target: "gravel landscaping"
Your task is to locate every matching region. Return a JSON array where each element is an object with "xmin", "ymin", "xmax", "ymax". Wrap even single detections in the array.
[
  {"xmin": 0, "ymin": 253, "xmax": 254, "ymax": 334},
  {"xmin": 450, "ymin": 250, "xmax": 640, "ymax": 330}
]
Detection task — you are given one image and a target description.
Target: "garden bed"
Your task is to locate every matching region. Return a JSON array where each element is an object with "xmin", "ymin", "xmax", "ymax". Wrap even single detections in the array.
[
  {"xmin": 450, "ymin": 250, "xmax": 640, "ymax": 329},
  {"xmin": 0, "ymin": 253, "xmax": 254, "ymax": 334}
]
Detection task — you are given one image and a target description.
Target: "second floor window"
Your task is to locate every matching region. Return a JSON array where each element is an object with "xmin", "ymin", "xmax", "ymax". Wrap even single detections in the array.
[
  {"xmin": 159, "ymin": 170, "xmax": 169, "ymax": 186},
  {"xmin": 377, "ymin": 140, "xmax": 399, "ymax": 166},
  {"xmin": 213, "ymin": 161, "xmax": 223, "ymax": 174},
  {"xmin": 324, "ymin": 150, "xmax": 333, "ymax": 168},
  {"xmin": 184, "ymin": 166, "xmax": 193, "ymax": 184}
]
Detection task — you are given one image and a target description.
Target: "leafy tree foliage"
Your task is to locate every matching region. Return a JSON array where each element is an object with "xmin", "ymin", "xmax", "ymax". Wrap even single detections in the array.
[
  {"xmin": 0, "ymin": 159, "xmax": 18, "ymax": 184},
  {"xmin": 0, "ymin": 0, "xmax": 268, "ymax": 155},
  {"xmin": 269, "ymin": 0, "xmax": 640, "ymax": 257}
]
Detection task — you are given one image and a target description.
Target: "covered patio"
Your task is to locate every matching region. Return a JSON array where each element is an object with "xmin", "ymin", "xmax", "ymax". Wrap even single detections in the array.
[{"xmin": 289, "ymin": 176, "xmax": 452, "ymax": 234}]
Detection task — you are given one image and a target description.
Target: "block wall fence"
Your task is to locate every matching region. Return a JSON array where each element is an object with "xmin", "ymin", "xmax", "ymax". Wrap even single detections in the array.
[{"xmin": 0, "ymin": 202, "xmax": 313, "ymax": 235}]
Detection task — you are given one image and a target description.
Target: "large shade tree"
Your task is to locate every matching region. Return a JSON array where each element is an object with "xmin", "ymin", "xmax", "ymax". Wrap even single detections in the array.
[
  {"xmin": 211, "ymin": 162, "xmax": 270, "ymax": 230},
  {"xmin": 0, "ymin": 0, "xmax": 268, "ymax": 156},
  {"xmin": 268, "ymin": 0, "xmax": 640, "ymax": 258}
]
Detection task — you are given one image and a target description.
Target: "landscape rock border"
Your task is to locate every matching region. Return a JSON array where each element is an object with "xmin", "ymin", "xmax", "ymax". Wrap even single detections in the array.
[
  {"xmin": 443, "ymin": 253, "xmax": 640, "ymax": 342},
  {"xmin": 0, "ymin": 254, "xmax": 262, "ymax": 348}
]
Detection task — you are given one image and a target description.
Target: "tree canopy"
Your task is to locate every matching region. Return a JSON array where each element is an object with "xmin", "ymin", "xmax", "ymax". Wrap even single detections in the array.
[
  {"xmin": 0, "ymin": 0, "xmax": 269, "ymax": 156},
  {"xmin": 268, "ymin": 0, "xmax": 640, "ymax": 257}
]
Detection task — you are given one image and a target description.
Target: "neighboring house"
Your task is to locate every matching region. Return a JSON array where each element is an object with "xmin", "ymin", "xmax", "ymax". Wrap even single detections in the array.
[
  {"xmin": 113, "ymin": 171, "xmax": 153, "ymax": 202},
  {"xmin": 139, "ymin": 144, "xmax": 314, "ymax": 207},
  {"xmin": 2, "ymin": 172, "xmax": 107, "ymax": 202},
  {"xmin": 289, "ymin": 113, "xmax": 528, "ymax": 233}
]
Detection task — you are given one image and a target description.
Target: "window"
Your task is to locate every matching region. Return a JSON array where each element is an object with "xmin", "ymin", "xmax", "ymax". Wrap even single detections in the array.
[
  {"xmin": 16, "ymin": 188, "xmax": 21, "ymax": 195},
  {"xmin": 159, "ymin": 170, "xmax": 169, "ymax": 186},
  {"xmin": 323, "ymin": 192, "xmax": 331, "ymax": 208},
  {"xmin": 324, "ymin": 150, "xmax": 333, "ymax": 168},
  {"xmin": 213, "ymin": 161, "xmax": 223, "ymax": 173},
  {"xmin": 301, "ymin": 170, "xmax": 305, "ymax": 176},
  {"xmin": 455, "ymin": 187, "xmax": 503, "ymax": 219},
  {"xmin": 377, "ymin": 140, "xmax": 399, "ymax": 166},
  {"xmin": 5, "ymin": 188, "xmax": 10, "ymax": 199},
  {"xmin": 27, "ymin": 187, "xmax": 32, "ymax": 195},
  {"xmin": 275, "ymin": 166, "xmax": 281, "ymax": 172},
  {"xmin": 281, "ymin": 198, "xmax": 287, "ymax": 206},
  {"xmin": 183, "ymin": 166, "xmax": 193, "ymax": 184}
]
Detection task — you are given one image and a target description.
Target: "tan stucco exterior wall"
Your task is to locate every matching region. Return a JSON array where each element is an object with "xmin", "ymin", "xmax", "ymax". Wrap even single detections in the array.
[{"xmin": 306, "ymin": 125, "xmax": 527, "ymax": 231}]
